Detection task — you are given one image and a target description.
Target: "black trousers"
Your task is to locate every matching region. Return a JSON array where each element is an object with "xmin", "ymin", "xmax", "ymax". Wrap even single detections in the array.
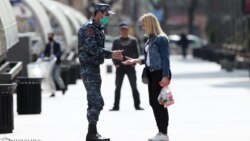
[
  {"xmin": 147, "ymin": 68, "xmax": 169, "ymax": 134},
  {"xmin": 181, "ymin": 46, "xmax": 188, "ymax": 58},
  {"xmin": 113, "ymin": 66, "xmax": 141, "ymax": 108}
]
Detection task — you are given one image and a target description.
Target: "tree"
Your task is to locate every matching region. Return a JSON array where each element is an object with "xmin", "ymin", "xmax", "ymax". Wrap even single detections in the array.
[{"xmin": 188, "ymin": 0, "xmax": 197, "ymax": 34}]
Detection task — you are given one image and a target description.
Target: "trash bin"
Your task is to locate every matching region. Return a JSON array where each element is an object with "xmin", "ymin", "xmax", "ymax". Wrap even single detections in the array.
[
  {"xmin": 0, "ymin": 84, "xmax": 16, "ymax": 133},
  {"xmin": 16, "ymin": 77, "xmax": 42, "ymax": 115},
  {"xmin": 60, "ymin": 65, "xmax": 71, "ymax": 91},
  {"xmin": 248, "ymin": 61, "xmax": 250, "ymax": 78},
  {"xmin": 220, "ymin": 59, "xmax": 234, "ymax": 72},
  {"xmin": 192, "ymin": 48, "xmax": 201, "ymax": 58},
  {"xmin": 68, "ymin": 63, "xmax": 78, "ymax": 84},
  {"xmin": 76, "ymin": 63, "xmax": 81, "ymax": 79}
]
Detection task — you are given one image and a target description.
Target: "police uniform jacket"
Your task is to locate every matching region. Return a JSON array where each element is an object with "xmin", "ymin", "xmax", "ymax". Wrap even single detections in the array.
[{"xmin": 78, "ymin": 19, "xmax": 112, "ymax": 66}]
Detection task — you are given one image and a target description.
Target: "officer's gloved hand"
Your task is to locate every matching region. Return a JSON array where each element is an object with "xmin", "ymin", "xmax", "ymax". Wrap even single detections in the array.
[
  {"xmin": 50, "ymin": 55, "xmax": 58, "ymax": 63},
  {"xmin": 40, "ymin": 54, "xmax": 45, "ymax": 59},
  {"xmin": 49, "ymin": 55, "xmax": 55, "ymax": 60}
]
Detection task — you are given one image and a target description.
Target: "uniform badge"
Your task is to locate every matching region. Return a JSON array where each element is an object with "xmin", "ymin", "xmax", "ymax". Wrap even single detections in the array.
[{"xmin": 85, "ymin": 28, "xmax": 95, "ymax": 37}]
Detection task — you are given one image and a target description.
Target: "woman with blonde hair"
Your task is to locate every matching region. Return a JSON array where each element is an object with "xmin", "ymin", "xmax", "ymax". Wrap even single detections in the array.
[{"xmin": 123, "ymin": 13, "xmax": 171, "ymax": 141}]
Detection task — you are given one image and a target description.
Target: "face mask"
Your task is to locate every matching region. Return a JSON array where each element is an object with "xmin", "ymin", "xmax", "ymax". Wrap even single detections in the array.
[
  {"xmin": 100, "ymin": 16, "xmax": 110, "ymax": 25},
  {"xmin": 48, "ymin": 37, "xmax": 53, "ymax": 42}
]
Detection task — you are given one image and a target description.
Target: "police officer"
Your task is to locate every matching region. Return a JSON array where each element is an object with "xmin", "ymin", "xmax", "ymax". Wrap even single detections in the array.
[{"xmin": 78, "ymin": 3, "xmax": 123, "ymax": 141}]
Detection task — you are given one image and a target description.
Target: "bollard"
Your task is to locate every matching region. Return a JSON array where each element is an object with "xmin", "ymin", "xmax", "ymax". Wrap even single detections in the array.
[{"xmin": 0, "ymin": 84, "xmax": 16, "ymax": 133}]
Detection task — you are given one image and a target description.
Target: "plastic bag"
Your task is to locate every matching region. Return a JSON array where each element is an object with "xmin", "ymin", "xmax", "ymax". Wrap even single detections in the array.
[
  {"xmin": 158, "ymin": 86, "xmax": 174, "ymax": 108},
  {"xmin": 27, "ymin": 57, "xmax": 57, "ymax": 94}
]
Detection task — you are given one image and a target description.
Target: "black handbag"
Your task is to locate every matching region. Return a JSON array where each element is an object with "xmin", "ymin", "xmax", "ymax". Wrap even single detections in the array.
[{"xmin": 141, "ymin": 67, "xmax": 149, "ymax": 84}]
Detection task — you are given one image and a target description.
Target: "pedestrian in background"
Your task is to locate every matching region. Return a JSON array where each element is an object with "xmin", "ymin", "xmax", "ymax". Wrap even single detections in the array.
[
  {"xmin": 122, "ymin": 13, "xmax": 171, "ymax": 141},
  {"xmin": 78, "ymin": 3, "xmax": 123, "ymax": 141},
  {"xmin": 110, "ymin": 22, "xmax": 144, "ymax": 111},
  {"xmin": 178, "ymin": 32, "xmax": 189, "ymax": 59},
  {"xmin": 44, "ymin": 33, "xmax": 66, "ymax": 97}
]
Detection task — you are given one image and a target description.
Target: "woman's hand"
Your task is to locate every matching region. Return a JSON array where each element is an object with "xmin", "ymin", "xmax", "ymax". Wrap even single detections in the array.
[
  {"xmin": 122, "ymin": 56, "xmax": 140, "ymax": 65},
  {"xmin": 159, "ymin": 77, "xmax": 170, "ymax": 87}
]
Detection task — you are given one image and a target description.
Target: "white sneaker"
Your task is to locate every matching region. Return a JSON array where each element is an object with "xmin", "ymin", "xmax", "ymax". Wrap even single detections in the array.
[{"xmin": 148, "ymin": 132, "xmax": 169, "ymax": 141}]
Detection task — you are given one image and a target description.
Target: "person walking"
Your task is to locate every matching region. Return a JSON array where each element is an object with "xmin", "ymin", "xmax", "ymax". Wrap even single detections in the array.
[
  {"xmin": 122, "ymin": 13, "xmax": 171, "ymax": 141},
  {"xmin": 110, "ymin": 22, "xmax": 144, "ymax": 111},
  {"xmin": 44, "ymin": 33, "xmax": 66, "ymax": 97},
  {"xmin": 78, "ymin": 3, "xmax": 123, "ymax": 141},
  {"xmin": 178, "ymin": 32, "xmax": 189, "ymax": 59}
]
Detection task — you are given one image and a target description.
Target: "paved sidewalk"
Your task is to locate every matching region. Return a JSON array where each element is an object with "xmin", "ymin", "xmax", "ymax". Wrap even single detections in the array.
[{"xmin": 0, "ymin": 55, "xmax": 250, "ymax": 141}]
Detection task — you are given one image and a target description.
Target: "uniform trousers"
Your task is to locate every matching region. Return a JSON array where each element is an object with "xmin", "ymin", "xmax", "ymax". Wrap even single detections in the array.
[{"xmin": 80, "ymin": 64, "xmax": 104, "ymax": 125}]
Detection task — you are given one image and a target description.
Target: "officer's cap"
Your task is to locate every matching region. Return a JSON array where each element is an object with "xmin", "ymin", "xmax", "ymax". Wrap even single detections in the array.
[{"xmin": 95, "ymin": 3, "xmax": 115, "ymax": 15}]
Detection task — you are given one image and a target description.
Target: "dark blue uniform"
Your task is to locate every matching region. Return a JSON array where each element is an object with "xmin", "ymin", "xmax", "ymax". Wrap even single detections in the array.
[{"xmin": 78, "ymin": 19, "xmax": 112, "ymax": 125}]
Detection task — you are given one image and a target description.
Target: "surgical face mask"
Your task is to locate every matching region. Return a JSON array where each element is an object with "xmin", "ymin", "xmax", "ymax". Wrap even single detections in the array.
[
  {"xmin": 48, "ymin": 37, "xmax": 53, "ymax": 42},
  {"xmin": 100, "ymin": 16, "xmax": 110, "ymax": 25}
]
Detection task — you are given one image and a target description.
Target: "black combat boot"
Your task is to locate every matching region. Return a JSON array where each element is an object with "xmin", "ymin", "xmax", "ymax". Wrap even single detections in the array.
[{"xmin": 86, "ymin": 124, "xmax": 110, "ymax": 141}]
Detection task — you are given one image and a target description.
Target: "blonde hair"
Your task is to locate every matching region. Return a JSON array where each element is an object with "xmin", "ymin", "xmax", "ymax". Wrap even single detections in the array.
[{"xmin": 139, "ymin": 13, "xmax": 165, "ymax": 36}]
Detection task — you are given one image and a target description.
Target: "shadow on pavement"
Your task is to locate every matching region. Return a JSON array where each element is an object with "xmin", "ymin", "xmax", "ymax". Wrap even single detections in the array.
[
  {"xmin": 173, "ymin": 70, "xmax": 248, "ymax": 79},
  {"xmin": 211, "ymin": 80, "xmax": 250, "ymax": 89}
]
